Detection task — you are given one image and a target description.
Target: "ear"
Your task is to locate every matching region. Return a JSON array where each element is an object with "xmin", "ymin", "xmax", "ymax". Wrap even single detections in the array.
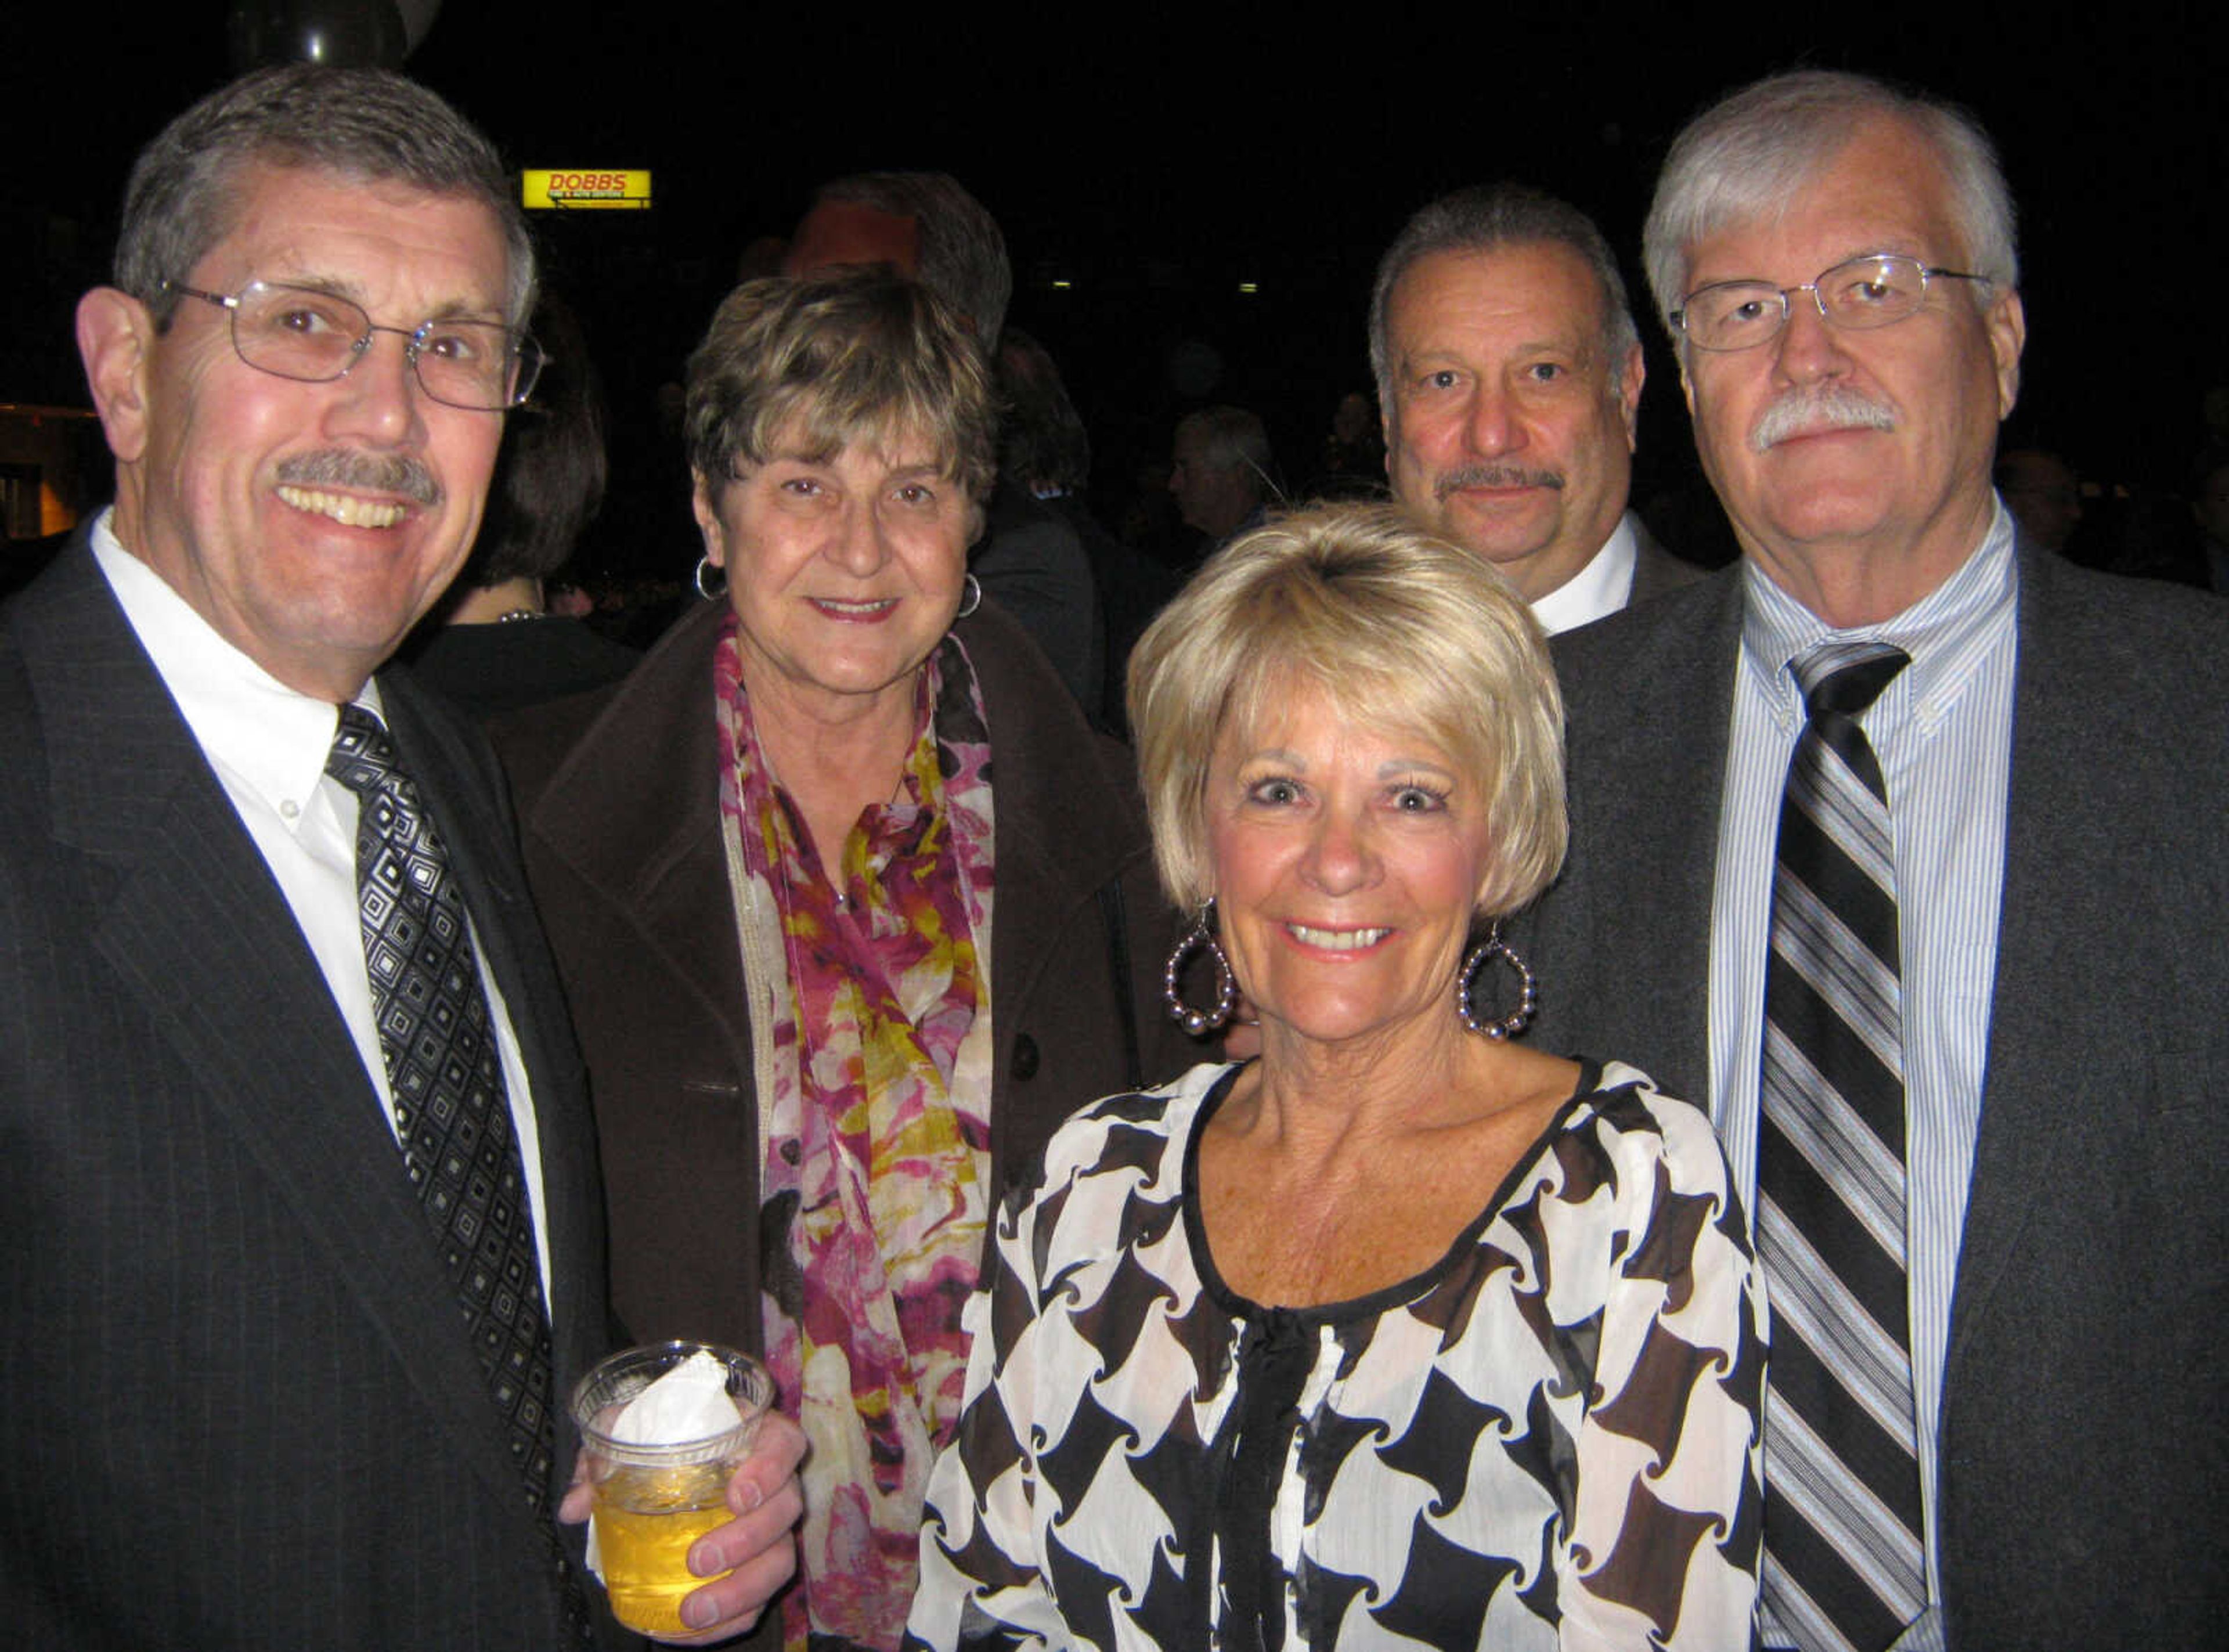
[
  {"xmin": 689, "ymin": 472, "xmax": 726, "ymax": 568},
  {"xmin": 1986, "ymin": 287, "xmax": 2026, "ymax": 420},
  {"xmin": 1616, "ymin": 343, "xmax": 1646, "ymax": 449},
  {"xmin": 77, "ymin": 287, "xmax": 156, "ymax": 464}
]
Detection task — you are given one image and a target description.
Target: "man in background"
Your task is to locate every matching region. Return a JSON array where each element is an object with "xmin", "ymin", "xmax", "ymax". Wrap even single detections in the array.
[
  {"xmin": 1168, "ymin": 403, "xmax": 1274, "ymax": 549},
  {"xmin": 784, "ymin": 172, "xmax": 1101, "ymax": 707},
  {"xmin": 1372, "ymin": 183, "xmax": 1698, "ymax": 632}
]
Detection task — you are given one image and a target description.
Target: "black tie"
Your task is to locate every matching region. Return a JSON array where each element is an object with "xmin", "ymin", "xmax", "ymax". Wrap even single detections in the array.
[
  {"xmin": 1757, "ymin": 642, "xmax": 1926, "ymax": 1652},
  {"xmin": 327, "ymin": 704, "xmax": 558, "ymax": 1513}
]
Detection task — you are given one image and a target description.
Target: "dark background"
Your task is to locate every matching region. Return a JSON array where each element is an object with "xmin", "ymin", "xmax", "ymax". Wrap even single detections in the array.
[{"xmin": 6, "ymin": 2, "xmax": 2221, "ymax": 576}]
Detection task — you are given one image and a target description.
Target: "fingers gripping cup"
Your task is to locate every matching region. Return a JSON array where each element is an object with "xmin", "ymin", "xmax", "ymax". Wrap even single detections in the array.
[{"xmin": 572, "ymin": 1342, "xmax": 774, "ymax": 1636}]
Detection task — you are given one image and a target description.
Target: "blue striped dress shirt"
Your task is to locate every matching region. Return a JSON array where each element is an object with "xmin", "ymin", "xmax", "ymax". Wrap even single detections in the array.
[{"xmin": 1708, "ymin": 501, "xmax": 2019, "ymax": 1651}]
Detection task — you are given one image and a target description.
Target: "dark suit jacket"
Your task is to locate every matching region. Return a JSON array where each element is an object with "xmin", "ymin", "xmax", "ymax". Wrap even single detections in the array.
[
  {"xmin": 0, "ymin": 543, "xmax": 614, "ymax": 1649},
  {"xmin": 1516, "ymin": 546, "xmax": 2229, "ymax": 1648},
  {"xmin": 969, "ymin": 479, "xmax": 1101, "ymax": 713},
  {"xmin": 1625, "ymin": 511, "xmax": 1707, "ymax": 607}
]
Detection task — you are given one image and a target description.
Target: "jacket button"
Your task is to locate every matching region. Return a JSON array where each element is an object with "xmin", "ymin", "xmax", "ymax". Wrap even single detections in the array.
[{"xmin": 1010, "ymin": 1034, "xmax": 1040, "ymax": 1080}]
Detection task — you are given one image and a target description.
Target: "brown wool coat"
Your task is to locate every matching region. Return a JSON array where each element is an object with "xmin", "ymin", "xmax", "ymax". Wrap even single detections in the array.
[{"xmin": 493, "ymin": 597, "xmax": 1204, "ymax": 1364}]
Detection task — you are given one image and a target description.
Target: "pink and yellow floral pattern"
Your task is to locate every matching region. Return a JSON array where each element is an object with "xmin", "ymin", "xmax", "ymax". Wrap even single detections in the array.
[{"xmin": 714, "ymin": 616, "xmax": 997, "ymax": 1651}]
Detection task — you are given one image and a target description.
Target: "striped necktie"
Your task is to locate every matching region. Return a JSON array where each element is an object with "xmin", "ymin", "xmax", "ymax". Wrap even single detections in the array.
[{"xmin": 1757, "ymin": 641, "xmax": 1925, "ymax": 1652}]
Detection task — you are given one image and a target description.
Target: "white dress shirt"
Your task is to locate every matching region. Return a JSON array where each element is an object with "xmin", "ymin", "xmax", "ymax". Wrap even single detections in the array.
[
  {"xmin": 91, "ymin": 512, "xmax": 556, "ymax": 1308},
  {"xmin": 1708, "ymin": 500, "xmax": 2019, "ymax": 1650},
  {"xmin": 1530, "ymin": 515, "xmax": 1638, "ymax": 635}
]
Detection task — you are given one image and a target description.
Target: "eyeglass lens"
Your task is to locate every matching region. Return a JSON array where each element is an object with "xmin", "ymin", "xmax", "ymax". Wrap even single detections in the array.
[
  {"xmin": 228, "ymin": 282, "xmax": 530, "ymax": 409},
  {"xmin": 1683, "ymin": 255, "xmax": 1932, "ymax": 350}
]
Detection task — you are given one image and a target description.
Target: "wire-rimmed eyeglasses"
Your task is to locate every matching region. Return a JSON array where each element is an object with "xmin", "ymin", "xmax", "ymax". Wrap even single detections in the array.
[
  {"xmin": 1671, "ymin": 254, "xmax": 1990, "ymax": 354},
  {"xmin": 159, "ymin": 279, "xmax": 545, "ymax": 410}
]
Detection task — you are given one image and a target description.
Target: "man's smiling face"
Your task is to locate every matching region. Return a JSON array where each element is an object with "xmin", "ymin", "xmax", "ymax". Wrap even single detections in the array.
[{"xmin": 86, "ymin": 160, "xmax": 513, "ymax": 699}]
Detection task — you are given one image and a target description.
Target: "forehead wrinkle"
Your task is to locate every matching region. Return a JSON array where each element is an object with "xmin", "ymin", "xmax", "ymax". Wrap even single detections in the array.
[{"xmin": 1400, "ymin": 282, "xmax": 1608, "ymax": 363}]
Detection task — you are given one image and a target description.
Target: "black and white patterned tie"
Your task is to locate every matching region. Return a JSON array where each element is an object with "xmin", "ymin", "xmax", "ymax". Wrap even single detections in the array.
[
  {"xmin": 1757, "ymin": 641, "xmax": 1925, "ymax": 1652},
  {"xmin": 327, "ymin": 704, "xmax": 558, "ymax": 1514}
]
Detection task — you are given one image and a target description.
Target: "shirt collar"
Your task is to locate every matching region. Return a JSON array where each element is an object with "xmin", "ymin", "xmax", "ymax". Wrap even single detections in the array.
[
  {"xmin": 1739, "ymin": 496, "xmax": 2018, "ymax": 728},
  {"xmin": 91, "ymin": 507, "xmax": 381, "ymax": 818},
  {"xmin": 1529, "ymin": 514, "xmax": 1636, "ymax": 636}
]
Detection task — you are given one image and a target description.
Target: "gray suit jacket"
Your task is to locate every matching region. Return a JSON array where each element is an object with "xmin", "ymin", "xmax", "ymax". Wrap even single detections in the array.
[
  {"xmin": 1626, "ymin": 511, "xmax": 1708, "ymax": 607},
  {"xmin": 1515, "ymin": 546, "xmax": 2229, "ymax": 1647},
  {"xmin": 0, "ymin": 542, "xmax": 615, "ymax": 1649}
]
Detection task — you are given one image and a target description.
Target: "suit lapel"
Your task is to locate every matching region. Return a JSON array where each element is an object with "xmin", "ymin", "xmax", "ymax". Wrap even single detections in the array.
[
  {"xmin": 1625, "ymin": 512, "xmax": 1707, "ymax": 607},
  {"xmin": 23, "ymin": 549, "xmax": 558, "ymax": 1534},
  {"xmin": 1546, "ymin": 569, "xmax": 1743, "ymax": 1100},
  {"xmin": 525, "ymin": 601, "xmax": 748, "ymax": 1046}
]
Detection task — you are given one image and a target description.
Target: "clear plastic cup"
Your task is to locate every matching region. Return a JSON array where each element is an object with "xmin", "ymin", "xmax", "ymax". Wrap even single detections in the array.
[{"xmin": 571, "ymin": 1341, "xmax": 774, "ymax": 1636}]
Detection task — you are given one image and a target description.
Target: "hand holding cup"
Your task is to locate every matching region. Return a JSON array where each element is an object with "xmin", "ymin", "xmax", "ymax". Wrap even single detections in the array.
[{"xmin": 567, "ymin": 1341, "xmax": 803, "ymax": 1640}]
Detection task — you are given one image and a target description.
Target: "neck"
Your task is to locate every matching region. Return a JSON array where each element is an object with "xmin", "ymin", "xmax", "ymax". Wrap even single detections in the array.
[
  {"xmin": 447, "ymin": 576, "xmax": 544, "ymax": 625},
  {"xmin": 742, "ymin": 660, "xmax": 924, "ymax": 870},
  {"xmin": 1249, "ymin": 1011, "xmax": 1492, "ymax": 1149},
  {"xmin": 1507, "ymin": 520, "xmax": 1618, "ymax": 602},
  {"xmin": 1743, "ymin": 494, "xmax": 1994, "ymax": 629}
]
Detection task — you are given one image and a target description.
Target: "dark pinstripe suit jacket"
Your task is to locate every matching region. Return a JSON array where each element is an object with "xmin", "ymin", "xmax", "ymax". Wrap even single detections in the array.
[
  {"xmin": 0, "ymin": 542, "xmax": 616, "ymax": 1649},
  {"xmin": 1514, "ymin": 543, "xmax": 2229, "ymax": 1648}
]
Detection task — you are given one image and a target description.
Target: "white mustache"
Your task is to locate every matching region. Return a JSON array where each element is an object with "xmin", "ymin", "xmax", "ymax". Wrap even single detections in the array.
[{"xmin": 1749, "ymin": 385, "xmax": 1896, "ymax": 452}]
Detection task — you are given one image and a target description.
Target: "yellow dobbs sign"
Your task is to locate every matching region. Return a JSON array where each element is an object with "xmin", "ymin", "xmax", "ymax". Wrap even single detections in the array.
[{"xmin": 522, "ymin": 169, "xmax": 651, "ymax": 211}]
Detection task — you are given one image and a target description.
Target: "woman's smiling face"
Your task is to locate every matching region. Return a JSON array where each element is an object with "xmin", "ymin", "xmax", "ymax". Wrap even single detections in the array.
[{"xmin": 1204, "ymin": 680, "xmax": 1496, "ymax": 1055}]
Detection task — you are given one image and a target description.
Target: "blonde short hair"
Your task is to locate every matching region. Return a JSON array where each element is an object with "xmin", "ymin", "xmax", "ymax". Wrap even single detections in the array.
[{"xmin": 1128, "ymin": 502, "xmax": 1566, "ymax": 919}]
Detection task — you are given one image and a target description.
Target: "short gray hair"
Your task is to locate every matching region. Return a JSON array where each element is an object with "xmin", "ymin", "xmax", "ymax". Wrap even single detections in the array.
[
  {"xmin": 116, "ymin": 66, "xmax": 535, "ymax": 328},
  {"xmin": 814, "ymin": 172, "xmax": 1012, "ymax": 345},
  {"xmin": 1369, "ymin": 183, "xmax": 1640, "ymax": 406},
  {"xmin": 1642, "ymin": 69, "xmax": 2018, "ymax": 338},
  {"xmin": 1174, "ymin": 405, "xmax": 1272, "ymax": 486},
  {"xmin": 684, "ymin": 269, "xmax": 997, "ymax": 510},
  {"xmin": 1128, "ymin": 502, "xmax": 1566, "ymax": 919}
]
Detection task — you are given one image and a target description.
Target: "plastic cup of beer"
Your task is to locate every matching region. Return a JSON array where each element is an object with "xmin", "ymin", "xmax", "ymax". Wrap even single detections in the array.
[{"xmin": 571, "ymin": 1341, "xmax": 774, "ymax": 1637}]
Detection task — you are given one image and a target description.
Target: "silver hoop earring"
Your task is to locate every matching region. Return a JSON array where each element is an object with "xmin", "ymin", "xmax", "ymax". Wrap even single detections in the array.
[
  {"xmin": 954, "ymin": 572, "xmax": 983, "ymax": 619},
  {"xmin": 1456, "ymin": 922, "xmax": 1537, "ymax": 1040},
  {"xmin": 694, "ymin": 554, "xmax": 727, "ymax": 601},
  {"xmin": 1163, "ymin": 899, "xmax": 1238, "ymax": 1035}
]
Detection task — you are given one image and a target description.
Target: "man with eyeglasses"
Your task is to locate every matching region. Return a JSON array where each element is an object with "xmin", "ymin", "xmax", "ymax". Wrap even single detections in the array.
[
  {"xmin": 1, "ymin": 67, "xmax": 800, "ymax": 1649},
  {"xmin": 1514, "ymin": 69, "xmax": 2227, "ymax": 1652}
]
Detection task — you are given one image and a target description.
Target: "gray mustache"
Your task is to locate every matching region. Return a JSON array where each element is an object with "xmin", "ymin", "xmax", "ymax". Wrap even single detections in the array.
[
  {"xmin": 1435, "ymin": 464, "xmax": 1563, "ymax": 499},
  {"xmin": 275, "ymin": 450, "xmax": 441, "ymax": 507},
  {"xmin": 1749, "ymin": 385, "xmax": 1896, "ymax": 452}
]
